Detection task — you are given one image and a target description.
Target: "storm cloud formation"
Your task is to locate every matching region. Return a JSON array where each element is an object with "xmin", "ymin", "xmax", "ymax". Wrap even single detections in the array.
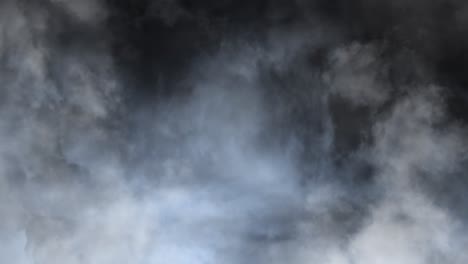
[{"xmin": 1, "ymin": 0, "xmax": 468, "ymax": 263}]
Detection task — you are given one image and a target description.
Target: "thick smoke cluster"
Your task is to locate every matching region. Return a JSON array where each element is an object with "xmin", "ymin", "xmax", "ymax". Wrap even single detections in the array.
[{"xmin": 1, "ymin": 1, "xmax": 468, "ymax": 264}]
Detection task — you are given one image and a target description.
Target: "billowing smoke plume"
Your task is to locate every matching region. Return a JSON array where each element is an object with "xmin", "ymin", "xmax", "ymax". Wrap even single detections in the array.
[{"xmin": 1, "ymin": 1, "xmax": 468, "ymax": 264}]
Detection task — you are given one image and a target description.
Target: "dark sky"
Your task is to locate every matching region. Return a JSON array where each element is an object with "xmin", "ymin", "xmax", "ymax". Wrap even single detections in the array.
[
  {"xmin": 105, "ymin": 1, "xmax": 468, "ymax": 83},
  {"xmin": 102, "ymin": 0, "xmax": 468, "ymax": 120},
  {"xmin": 101, "ymin": 0, "xmax": 468, "ymax": 162}
]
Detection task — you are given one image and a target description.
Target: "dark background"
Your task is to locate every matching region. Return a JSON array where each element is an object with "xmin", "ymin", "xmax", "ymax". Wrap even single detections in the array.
[
  {"xmin": 99, "ymin": 0, "xmax": 468, "ymax": 165},
  {"xmin": 104, "ymin": 0, "xmax": 468, "ymax": 95}
]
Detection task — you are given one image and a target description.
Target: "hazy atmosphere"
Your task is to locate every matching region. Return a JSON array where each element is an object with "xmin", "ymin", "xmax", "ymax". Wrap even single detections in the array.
[{"xmin": 1, "ymin": 1, "xmax": 468, "ymax": 263}]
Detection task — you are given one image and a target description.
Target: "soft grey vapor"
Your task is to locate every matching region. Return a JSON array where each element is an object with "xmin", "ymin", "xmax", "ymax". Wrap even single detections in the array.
[{"xmin": 1, "ymin": 1, "xmax": 468, "ymax": 264}]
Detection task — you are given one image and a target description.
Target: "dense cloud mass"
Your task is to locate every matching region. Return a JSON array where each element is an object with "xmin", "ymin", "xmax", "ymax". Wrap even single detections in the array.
[{"xmin": 1, "ymin": 0, "xmax": 468, "ymax": 263}]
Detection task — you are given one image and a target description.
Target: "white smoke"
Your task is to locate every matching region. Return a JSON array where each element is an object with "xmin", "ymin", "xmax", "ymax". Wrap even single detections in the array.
[
  {"xmin": 0, "ymin": 1, "xmax": 467, "ymax": 264},
  {"xmin": 325, "ymin": 42, "xmax": 390, "ymax": 107}
]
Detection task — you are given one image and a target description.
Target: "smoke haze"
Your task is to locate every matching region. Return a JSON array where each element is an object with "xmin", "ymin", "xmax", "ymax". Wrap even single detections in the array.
[{"xmin": 1, "ymin": 1, "xmax": 468, "ymax": 263}]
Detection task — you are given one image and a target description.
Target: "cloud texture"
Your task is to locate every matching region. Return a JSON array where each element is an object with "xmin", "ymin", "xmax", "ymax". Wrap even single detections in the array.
[{"xmin": 1, "ymin": 1, "xmax": 468, "ymax": 264}]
